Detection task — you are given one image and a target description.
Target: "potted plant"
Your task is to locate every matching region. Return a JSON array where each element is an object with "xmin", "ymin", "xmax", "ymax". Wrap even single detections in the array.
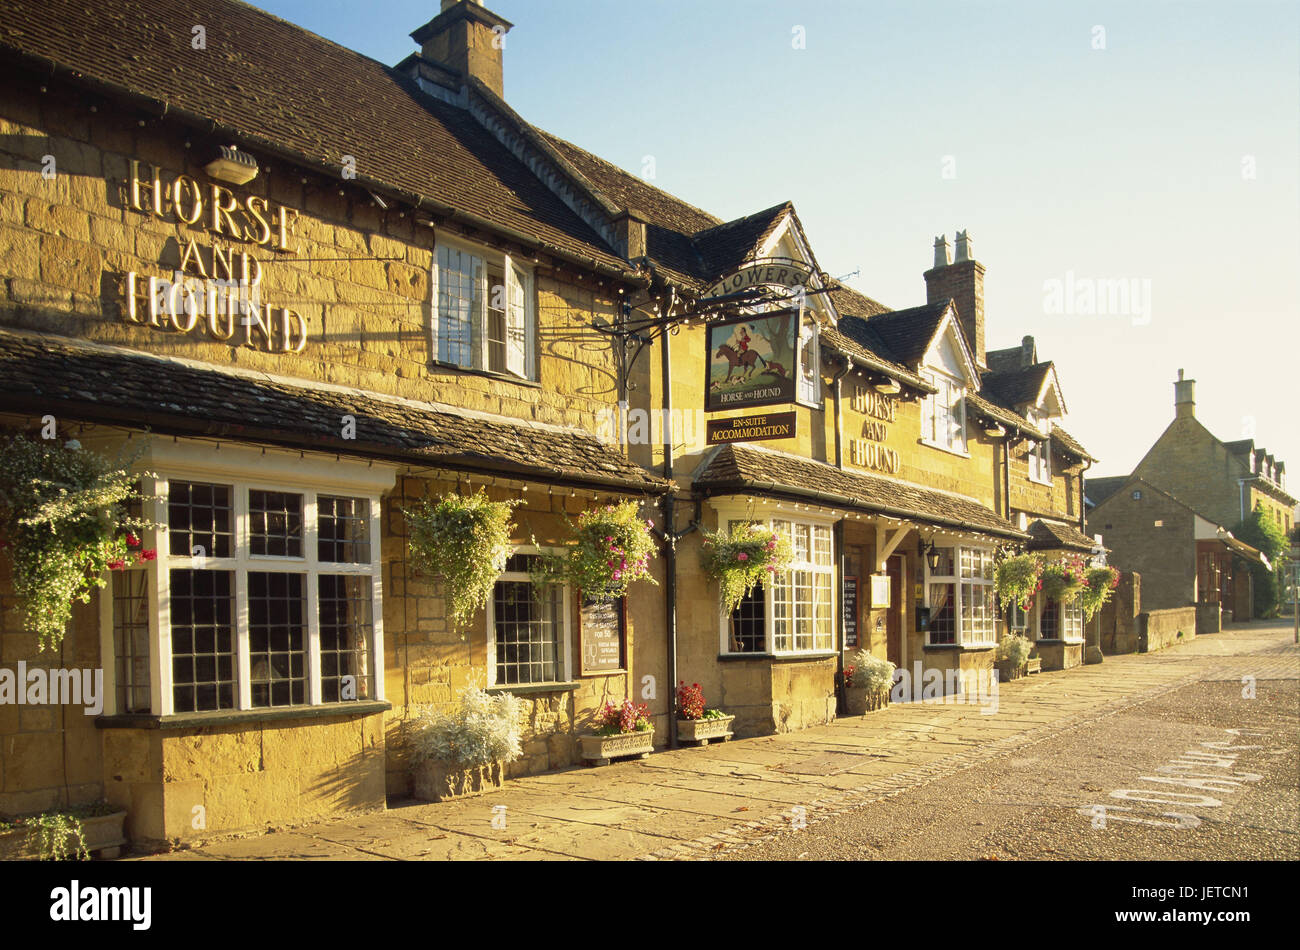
[
  {"xmin": 0, "ymin": 435, "xmax": 157, "ymax": 652},
  {"xmin": 579, "ymin": 699, "xmax": 655, "ymax": 765},
  {"xmin": 408, "ymin": 686, "xmax": 526, "ymax": 801},
  {"xmin": 995, "ymin": 633, "xmax": 1033, "ymax": 680},
  {"xmin": 0, "ymin": 803, "xmax": 127, "ymax": 860},
  {"xmin": 403, "ymin": 489, "xmax": 521, "ymax": 636},
  {"xmin": 843, "ymin": 650, "xmax": 895, "ymax": 715},
  {"xmin": 675, "ymin": 681, "xmax": 734, "ymax": 745},
  {"xmin": 531, "ymin": 500, "xmax": 658, "ymax": 599},
  {"xmin": 700, "ymin": 521, "xmax": 793, "ymax": 613},
  {"xmin": 1080, "ymin": 565, "xmax": 1121, "ymax": 621}
]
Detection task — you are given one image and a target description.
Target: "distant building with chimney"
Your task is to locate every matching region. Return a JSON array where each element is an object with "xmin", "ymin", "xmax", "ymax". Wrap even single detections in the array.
[{"xmin": 1086, "ymin": 371, "xmax": 1293, "ymax": 629}]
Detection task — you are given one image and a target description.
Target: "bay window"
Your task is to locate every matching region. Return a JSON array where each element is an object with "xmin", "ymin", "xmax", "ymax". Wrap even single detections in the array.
[
  {"xmin": 100, "ymin": 444, "xmax": 391, "ymax": 718},
  {"xmin": 921, "ymin": 371, "xmax": 966, "ymax": 454},
  {"xmin": 924, "ymin": 544, "xmax": 996, "ymax": 647},
  {"xmin": 722, "ymin": 515, "xmax": 835, "ymax": 655},
  {"xmin": 432, "ymin": 239, "xmax": 534, "ymax": 380}
]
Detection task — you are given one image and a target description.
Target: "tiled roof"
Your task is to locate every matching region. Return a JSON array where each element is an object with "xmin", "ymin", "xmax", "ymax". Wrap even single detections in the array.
[
  {"xmin": 1025, "ymin": 519, "xmax": 1100, "ymax": 553},
  {"xmin": 1051, "ymin": 425, "xmax": 1095, "ymax": 462},
  {"xmin": 694, "ymin": 444, "xmax": 1027, "ymax": 540},
  {"xmin": 0, "ymin": 331, "xmax": 667, "ymax": 493},
  {"xmin": 0, "ymin": 0, "xmax": 628, "ymax": 274},
  {"xmin": 693, "ymin": 203, "xmax": 792, "ymax": 278},
  {"xmin": 1223, "ymin": 439, "xmax": 1254, "ymax": 456},
  {"xmin": 828, "ymin": 286, "xmax": 892, "ymax": 321},
  {"xmin": 981, "ymin": 362, "xmax": 1052, "ymax": 408},
  {"xmin": 819, "ymin": 326, "xmax": 933, "ymax": 394},
  {"xmin": 1085, "ymin": 475, "xmax": 1130, "ymax": 509},
  {"xmin": 984, "ymin": 346, "xmax": 1024, "ymax": 374},
  {"xmin": 966, "ymin": 392, "xmax": 1045, "ymax": 439},
  {"xmin": 850, "ymin": 302, "xmax": 950, "ymax": 368}
]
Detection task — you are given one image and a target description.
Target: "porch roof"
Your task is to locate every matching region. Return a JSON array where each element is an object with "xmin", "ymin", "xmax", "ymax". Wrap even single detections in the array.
[{"xmin": 693, "ymin": 443, "xmax": 1029, "ymax": 541}]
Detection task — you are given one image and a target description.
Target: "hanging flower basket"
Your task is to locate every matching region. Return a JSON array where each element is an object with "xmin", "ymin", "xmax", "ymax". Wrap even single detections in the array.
[
  {"xmin": 530, "ymin": 500, "xmax": 657, "ymax": 599},
  {"xmin": 403, "ymin": 489, "xmax": 521, "ymax": 634},
  {"xmin": 0, "ymin": 435, "xmax": 157, "ymax": 652},
  {"xmin": 1080, "ymin": 566, "xmax": 1121, "ymax": 620},
  {"xmin": 994, "ymin": 553, "xmax": 1041, "ymax": 612},
  {"xmin": 1040, "ymin": 558, "xmax": 1087, "ymax": 604},
  {"xmin": 701, "ymin": 521, "xmax": 793, "ymax": 614}
]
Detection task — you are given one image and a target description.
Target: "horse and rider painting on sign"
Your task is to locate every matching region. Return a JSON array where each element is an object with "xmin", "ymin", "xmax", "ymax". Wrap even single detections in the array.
[{"xmin": 705, "ymin": 310, "xmax": 798, "ymax": 412}]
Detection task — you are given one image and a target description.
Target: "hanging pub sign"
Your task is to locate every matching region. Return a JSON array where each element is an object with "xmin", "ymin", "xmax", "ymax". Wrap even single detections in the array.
[
  {"xmin": 705, "ymin": 311, "xmax": 798, "ymax": 412},
  {"xmin": 706, "ymin": 411, "xmax": 797, "ymax": 445}
]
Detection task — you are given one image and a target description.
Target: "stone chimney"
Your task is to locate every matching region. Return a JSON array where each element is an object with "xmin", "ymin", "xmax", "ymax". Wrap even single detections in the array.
[
  {"xmin": 411, "ymin": 1, "xmax": 513, "ymax": 99},
  {"xmin": 1020, "ymin": 334, "xmax": 1036, "ymax": 367},
  {"xmin": 924, "ymin": 230, "xmax": 986, "ymax": 369},
  {"xmin": 1174, "ymin": 368, "xmax": 1196, "ymax": 419}
]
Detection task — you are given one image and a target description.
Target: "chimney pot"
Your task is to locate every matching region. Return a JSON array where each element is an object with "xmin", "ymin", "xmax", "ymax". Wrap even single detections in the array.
[
  {"xmin": 932, "ymin": 235, "xmax": 951, "ymax": 269},
  {"xmin": 953, "ymin": 229, "xmax": 974, "ymax": 263},
  {"xmin": 1174, "ymin": 371, "xmax": 1196, "ymax": 419}
]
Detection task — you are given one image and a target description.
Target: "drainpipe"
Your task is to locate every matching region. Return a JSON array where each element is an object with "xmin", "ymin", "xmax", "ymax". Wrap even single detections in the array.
[
  {"xmin": 830, "ymin": 356, "xmax": 853, "ymax": 711},
  {"xmin": 1003, "ymin": 438, "xmax": 1012, "ymax": 521},
  {"xmin": 660, "ymin": 327, "xmax": 678, "ymax": 749},
  {"xmin": 831, "ymin": 357, "xmax": 853, "ymax": 469},
  {"xmin": 1078, "ymin": 461, "xmax": 1091, "ymax": 532}
]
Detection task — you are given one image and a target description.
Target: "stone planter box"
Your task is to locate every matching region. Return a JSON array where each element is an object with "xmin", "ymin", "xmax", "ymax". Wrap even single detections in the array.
[
  {"xmin": 0, "ymin": 810, "xmax": 126, "ymax": 860},
  {"xmin": 677, "ymin": 715, "xmax": 734, "ymax": 745},
  {"xmin": 843, "ymin": 686, "xmax": 889, "ymax": 716},
  {"xmin": 579, "ymin": 729, "xmax": 654, "ymax": 766},
  {"xmin": 994, "ymin": 659, "xmax": 1026, "ymax": 681},
  {"xmin": 412, "ymin": 760, "xmax": 505, "ymax": 803}
]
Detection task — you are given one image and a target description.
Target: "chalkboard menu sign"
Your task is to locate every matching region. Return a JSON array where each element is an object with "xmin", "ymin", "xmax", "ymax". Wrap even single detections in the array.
[
  {"xmin": 580, "ymin": 594, "xmax": 626, "ymax": 675},
  {"xmin": 843, "ymin": 575, "xmax": 858, "ymax": 649}
]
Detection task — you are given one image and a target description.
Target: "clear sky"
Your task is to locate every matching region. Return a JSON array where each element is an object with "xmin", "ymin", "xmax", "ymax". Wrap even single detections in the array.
[{"xmin": 253, "ymin": 0, "xmax": 1299, "ymax": 500}]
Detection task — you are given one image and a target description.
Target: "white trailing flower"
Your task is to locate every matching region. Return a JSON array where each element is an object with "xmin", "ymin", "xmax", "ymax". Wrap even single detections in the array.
[
  {"xmin": 849, "ymin": 649, "xmax": 896, "ymax": 693},
  {"xmin": 409, "ymin": 686, "xmax": 527, "ymax": 769}
]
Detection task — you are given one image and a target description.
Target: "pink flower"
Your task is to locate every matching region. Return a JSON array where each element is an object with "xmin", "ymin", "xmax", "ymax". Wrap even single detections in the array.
[{"xmin": 737, "ymin": 552, "xmax": 749, "ymax": 561}]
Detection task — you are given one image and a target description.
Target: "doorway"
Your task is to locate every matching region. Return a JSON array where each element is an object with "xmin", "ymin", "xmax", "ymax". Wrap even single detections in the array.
[{"xmin": 886, "ymin": 554, "xmax": 903, "ymax": 667}]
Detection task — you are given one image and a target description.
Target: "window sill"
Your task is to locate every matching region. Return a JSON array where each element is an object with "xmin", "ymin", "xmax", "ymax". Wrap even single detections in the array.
[
  {"xmin": 428, "ymin": 360, "xmax": 540, "ymax": 388},
  {"xmin": 95, "ymin": 699, "xmax": 392, "ymax": 730},
  {"xmin": 718, "ymin": 651, "xmax": 838, "ymax": 662},
  {"xmin": 1028, "ymin": 476, "xmax": 1053, "ymax": 487},
  {"xmin": 922, "ymin": 642, "xmax": 996, "ymax": 652},
  {"xmin": 918, "ymin": 438, "xmax": 969, "ymax": 459},
  {"xmin": 487, "ymin": 681, "xmax": 580, "ymax": 695}
]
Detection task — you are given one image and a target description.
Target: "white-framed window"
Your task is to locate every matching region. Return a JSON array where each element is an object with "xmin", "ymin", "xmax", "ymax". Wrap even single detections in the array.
[
  {"xmin": 1028, "ymin": 412, "xmax": 1052, "ymax": 484},
  {"xmin": 486, "ymin": 549, "xmax": 572, "ymax": 687},
  {"xmin": 431, "ymin": 238, "xmax": 534, "ymax": 380},
  {"xmin": 99, "ymin": 443, "xmax": 393, "ymax": 717},
  {"xmin": 797, "ymin": 313, "xmax": 821, "ymax": 406},
  {"xmin": 720, "ymin": 514, "xmax": 835, "ymax": 656},
  {"xmin": 921, "ymin": 371, "xmax": 966, "ymax": 454},
  {"xmin": 924, "ymin": 544, "xmax": 996, "ymax": 647},
  {"xmin": 1038, "ymin": 597, "xmax": 1084, "ymax": 643}
]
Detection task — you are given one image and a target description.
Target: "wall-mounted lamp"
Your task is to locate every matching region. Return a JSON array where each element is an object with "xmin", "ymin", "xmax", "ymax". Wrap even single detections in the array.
[
  {"xmin": 873, "ymin": 379, "xmax": 901, "ymax": 395},
  {"xmin": 204, "ymin": 144, "xmax": 258, "ymax": 185},
  {"xmin": 920, "ymin": 539, "xmax": 942, "ymax": 571}
]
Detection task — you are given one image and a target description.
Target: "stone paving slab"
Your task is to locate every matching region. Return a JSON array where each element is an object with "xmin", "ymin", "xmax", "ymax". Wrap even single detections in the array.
[{"xmin": 132, "ymin": 623, "xmax": 1297, "ymax": 862}]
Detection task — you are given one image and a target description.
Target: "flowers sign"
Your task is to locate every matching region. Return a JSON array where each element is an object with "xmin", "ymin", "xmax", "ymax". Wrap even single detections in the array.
[
  {"xmin": 404, "ymin": 488, "xmax": 521, "ymax": 635},
  {"xmin": 701, "ymin": 521, "xmax": 793, "ymax": 614}
]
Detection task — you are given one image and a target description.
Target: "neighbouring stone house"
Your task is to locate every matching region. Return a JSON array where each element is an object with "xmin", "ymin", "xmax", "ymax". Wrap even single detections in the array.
[
  {"xmin": 1086, "ymin": 371, "xmax": 1288, "ymax": 630},
  {"xmin": 0, "ymin": 0, "xmax": 1095, "ymax": 848}
]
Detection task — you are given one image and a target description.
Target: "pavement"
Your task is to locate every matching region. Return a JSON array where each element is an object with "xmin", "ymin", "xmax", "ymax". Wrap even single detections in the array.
[{"xmin": 132, "ymin": 620, "xmax": 1299, "ymax": 861}]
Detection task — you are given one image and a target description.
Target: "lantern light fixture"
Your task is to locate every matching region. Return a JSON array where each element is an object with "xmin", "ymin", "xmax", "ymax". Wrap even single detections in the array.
[{"xmin": 205, "ymin": 144, "xmax": 259, "ymax": 185}]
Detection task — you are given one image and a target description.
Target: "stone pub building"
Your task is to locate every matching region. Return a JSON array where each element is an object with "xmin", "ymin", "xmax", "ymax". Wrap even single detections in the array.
[{"xmin": 0, "ymin": 0, "xmax": 1095, "ymax": 847}]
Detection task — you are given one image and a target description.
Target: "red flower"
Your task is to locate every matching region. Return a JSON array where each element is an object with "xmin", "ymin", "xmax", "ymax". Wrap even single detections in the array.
[
  {"xmin": 107, "ymin": 559, "xmax": 126, "ymax": 571},
  {"xmin": 125, "ymin": 532, "xmax": 140, "ymax": 548},
  {"xmin": 136, "ymin": 549, "xmax": 157, "ymax": 563}
]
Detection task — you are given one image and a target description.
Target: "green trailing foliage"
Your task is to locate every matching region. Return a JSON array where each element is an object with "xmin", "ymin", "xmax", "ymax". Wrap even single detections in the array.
[
  {"xmin": 994, "ymin": 553, "xmax": 1041, "ymax": 611},
  {"xmin": 1233, "ymin": 503, "xmax": 1290, "ymax": 618},
  {"xmin": 1080, "ymin": 565, "xmax": 1121, "ymax": 620},
  {"xmin": 700, "ymin": 521, "xmax": 793, "ymax": 614},
  {"xmin": 403, "ymin": 489, "xmax": 521, "ymax": 635},
  {"xmin": 529, "ymin": 500, "xmax": 657, "ymax": 599},
  {"xmin": 0, "ymin": 435, "xmax": 157, "ymax": 652}
]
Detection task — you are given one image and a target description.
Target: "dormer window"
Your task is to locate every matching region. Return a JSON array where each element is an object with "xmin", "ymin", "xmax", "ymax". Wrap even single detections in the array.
[
  {"xmin": 797, "ymin": 312, "xmax": 820, "ymax": 406},
  {"xmin": 921, "ymin": 370, "xmax": 966, "ymax": 455},
  {"xmin": 431, "ymin": 239, "xmax": 535, "ymax": 380}
]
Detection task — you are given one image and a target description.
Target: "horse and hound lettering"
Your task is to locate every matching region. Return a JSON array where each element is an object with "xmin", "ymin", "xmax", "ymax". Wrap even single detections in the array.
[{"xmin": 706, "ymin": 311, "xmax": 799, "ymax": 411}]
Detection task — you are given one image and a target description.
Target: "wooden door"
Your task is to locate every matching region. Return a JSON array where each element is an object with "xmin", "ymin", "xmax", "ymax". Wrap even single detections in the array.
[{"xmin": 887, "ymin": 554, "xmax": 903, "ymax": 667}]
